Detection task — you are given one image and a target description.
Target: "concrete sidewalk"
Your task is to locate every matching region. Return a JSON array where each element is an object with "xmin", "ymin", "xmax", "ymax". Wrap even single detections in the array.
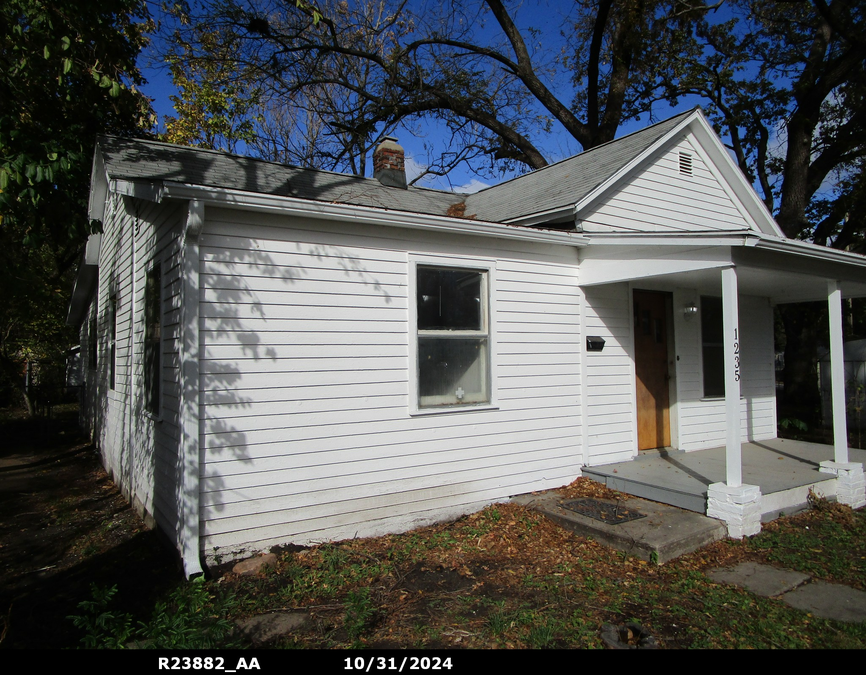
[
  {"xmin": 512, "ymin": 489, "xmax": 866, "ymax": 624},
  {"xmin": 707, "ymin": 562, "xmax": 866, "ymax": 623}
]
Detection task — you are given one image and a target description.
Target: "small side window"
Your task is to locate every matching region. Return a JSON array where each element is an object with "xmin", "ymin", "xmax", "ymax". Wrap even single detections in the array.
[
  {"xmin": 88, "ymin": 309, "xmax": 97, "ymax": 371},
  {"xmin": 109, "ymin": 295, "xmax": 117, "ymax": 390},
  {"xmin": 144, "ymin": 264, "xmax": 162, "ymax": 415}
]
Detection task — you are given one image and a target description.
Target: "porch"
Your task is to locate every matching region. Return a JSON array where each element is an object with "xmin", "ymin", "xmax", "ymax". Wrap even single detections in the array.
[{"xmin": 583, "ymin": 438, "xmax": 866, "ymax": 520}]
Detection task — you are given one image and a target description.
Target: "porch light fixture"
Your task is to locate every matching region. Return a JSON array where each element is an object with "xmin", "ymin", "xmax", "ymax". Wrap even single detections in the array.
[{"xmin": 683, "ymin": 303, "xmax": 698, "ymax": 320}]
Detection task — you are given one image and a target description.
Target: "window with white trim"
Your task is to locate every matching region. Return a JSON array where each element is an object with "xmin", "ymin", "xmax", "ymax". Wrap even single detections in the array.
[
  {"xmin": 416, "ymin": 265, "xmax": 489, "ymax": 408},
  {"xmin": 144, "ymin": 263, "xmax": 162, "ymax": 415}
]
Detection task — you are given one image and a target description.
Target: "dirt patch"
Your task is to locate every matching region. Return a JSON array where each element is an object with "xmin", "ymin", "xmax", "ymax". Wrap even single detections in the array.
[
  {"xmin": 0, "ymin": 406, "xmax": 179, "ymax": 649},
  {"xmin": 398, "ymin": 563, "xmax": 476, "ymax": 594}
]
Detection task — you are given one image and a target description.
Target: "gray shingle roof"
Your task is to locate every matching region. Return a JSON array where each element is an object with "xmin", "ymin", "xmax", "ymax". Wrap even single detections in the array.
[
  {"xmin": 96, "ymin": 109, "xmax": 694, "ymax": 224},
  {"xmin": 464, "ymin": 109, "xmax": 695, "ymax": 223},
  {"xmin": 97, "ymin": 136, "xmax": 462, "ymax": 217}
]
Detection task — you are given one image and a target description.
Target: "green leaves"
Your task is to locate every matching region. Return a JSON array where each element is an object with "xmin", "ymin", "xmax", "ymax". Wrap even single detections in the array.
[
  {"xmin": 162, "ymin": 23, "xmax": 263, "ymax": 152},
  {"xmin": 1, "ymin": 0, "xmax": 153, "ymax": 242},
  {"xmin": 0, "ymin": 0, "xmax": 153, "ymax": 406}
]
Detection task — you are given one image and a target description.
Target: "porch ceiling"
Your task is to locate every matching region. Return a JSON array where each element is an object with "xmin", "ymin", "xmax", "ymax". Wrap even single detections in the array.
[
  {"xmin": 635, "ymin": 263, "xmax": 866, "ymax": 304},
  {"xmin": 580, "ymin": 241, "xmax": 866, "ymax": 304}
]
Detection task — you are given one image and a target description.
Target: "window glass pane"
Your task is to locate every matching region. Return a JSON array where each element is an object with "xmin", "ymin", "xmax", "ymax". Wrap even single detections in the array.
[
  {"xmin": 417, "ymin": 267, "xmax": 482, "ymax": 331},
  {"xmin": 109, "ymin": 296, "xmax": 117, "ymax": 390},
  {"xmin": 88, "ymin": 312, "xmax": 97, "ymax": 370},
  {"xmin": 702, "ymin": 345, "xmax": 725, "ymax": 397},
  {"xmin": 419, "ymin": 338, "xmax": 488, "ymax": 406},
  {"xmin": 701, "ymin": 296, "xmax": 724, "ymax": 397}
]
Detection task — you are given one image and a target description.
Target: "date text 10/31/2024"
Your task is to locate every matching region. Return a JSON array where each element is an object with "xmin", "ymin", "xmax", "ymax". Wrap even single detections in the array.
[
  {"xmin": 156, "ymin": 656, "xmax": 454, "ymax": 672},
  {"xmin": 345, "ymin": 657, "xmax": 454, "ymax": 671}
]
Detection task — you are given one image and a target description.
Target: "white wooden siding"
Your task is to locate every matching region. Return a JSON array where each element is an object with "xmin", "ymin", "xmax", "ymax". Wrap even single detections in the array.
[
  {"xmin": 582, "ymin": 284, "xmax": 637, "ymax": 464},
  {"xmin": 580, "ymin": 135, "xmax": 753, "ymax": 234},
  {"xmin": 198, "ymin": 209, "xmax": 583, "ymax": 556},
  {"xmin": 81, "ymin": 191, "xmax": 185, "ymax": 544},
  {"xmin": 674, "ymin": 291, "xmax": 776, "ymax": 450}
]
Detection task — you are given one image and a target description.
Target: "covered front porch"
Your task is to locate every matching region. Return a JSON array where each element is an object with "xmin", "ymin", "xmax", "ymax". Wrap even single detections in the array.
[
  {"xmin": 583, "ymin": 438, "xmax": 866, "ymax": 519},
  {"xmin": 580, "ymin": 234, "xmax": 866, "ymax": 536}
]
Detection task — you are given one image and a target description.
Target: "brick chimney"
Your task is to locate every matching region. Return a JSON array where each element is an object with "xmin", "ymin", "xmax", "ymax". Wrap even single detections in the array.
[{"xmin": 373, "ymin": 136, "xmax": 407, "ymax": 189}]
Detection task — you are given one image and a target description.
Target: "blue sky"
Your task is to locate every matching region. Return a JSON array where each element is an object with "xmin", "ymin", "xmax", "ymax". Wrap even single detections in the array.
[{"xmin": 134, "ymin": 0, "xmax": 729, "ymax": 194}]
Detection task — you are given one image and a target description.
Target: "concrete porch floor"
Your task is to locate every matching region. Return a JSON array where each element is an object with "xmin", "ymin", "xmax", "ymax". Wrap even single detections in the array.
[{"xmin": 582, "ymin": 438, "xmax": 866, "ymax": 519}]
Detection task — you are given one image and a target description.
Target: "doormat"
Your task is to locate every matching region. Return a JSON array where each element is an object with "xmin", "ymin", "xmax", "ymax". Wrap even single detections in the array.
[{"xmin": 561, "ymin": 498, "xmax": 646, "ymax": 524}]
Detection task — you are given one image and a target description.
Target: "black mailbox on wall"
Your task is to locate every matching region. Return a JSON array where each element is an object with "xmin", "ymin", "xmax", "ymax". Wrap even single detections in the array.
[{"xmin": 586, "ymin": 336, "xmax": 606, "ymax": 352}]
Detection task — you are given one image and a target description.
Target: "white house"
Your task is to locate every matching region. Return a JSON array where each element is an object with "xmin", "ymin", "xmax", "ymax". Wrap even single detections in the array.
[{"xmin": 68, "ymin": 108, "xmax": 866, "ymax": 577}]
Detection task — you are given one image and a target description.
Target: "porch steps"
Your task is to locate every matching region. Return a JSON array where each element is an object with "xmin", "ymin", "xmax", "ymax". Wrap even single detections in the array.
[{"xmin": 580, "ymin": 468, "xmax": 707, "ymax": 513}]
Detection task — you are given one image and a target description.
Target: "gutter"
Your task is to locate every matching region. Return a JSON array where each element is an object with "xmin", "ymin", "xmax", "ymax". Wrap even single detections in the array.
[
  {"xmin": 179, "ymin": 200, "xmax": 205, "ymax": 579},
  {"xmin": 753, "ymin": 236, "xmax": 866, "ymax": 268},
  {"xmin": 159, "ymin": 182, "xmax": 590, "ymax": 247},
  {"xmin": 581, "ymin": 231, "xmax": 761, "ymax": 248}
]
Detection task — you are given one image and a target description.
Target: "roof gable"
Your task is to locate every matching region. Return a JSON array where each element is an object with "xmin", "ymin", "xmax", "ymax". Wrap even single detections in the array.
[
  {"xmin": 463, "ymin": 109, "xmax": 696, "ymax": 224},
  {"xmin": 577, "ymin": 133, "xmax": 754, "ymax": 235},
  {"xmin": 571, "ymin": 109, "xmax": 783, "ymax": 237}
]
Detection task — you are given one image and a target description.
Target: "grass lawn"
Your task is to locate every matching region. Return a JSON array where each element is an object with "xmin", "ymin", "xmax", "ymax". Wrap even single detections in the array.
[
  {"xmin": 3, "ymin": 406, "xmax": 864, "ymax": 650},
  {"xmin": 72, "ymin": 485, "xmax": 866, "ymax": 650}
]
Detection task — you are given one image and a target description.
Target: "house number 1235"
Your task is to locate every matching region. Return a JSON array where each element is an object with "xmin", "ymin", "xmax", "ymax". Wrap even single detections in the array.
[{"xmin": 733, "ymin": 329, "xmax": 740, "ymax": 382}]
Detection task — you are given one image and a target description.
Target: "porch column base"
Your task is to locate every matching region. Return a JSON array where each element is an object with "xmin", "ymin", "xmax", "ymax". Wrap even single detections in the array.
[
  {"xmin": 707, "ymin": 482, "xmax": 762, "ymax": 538},
  {"xmin": 819, "ymin": 461, "xmax": 866, "ymax": 509}
]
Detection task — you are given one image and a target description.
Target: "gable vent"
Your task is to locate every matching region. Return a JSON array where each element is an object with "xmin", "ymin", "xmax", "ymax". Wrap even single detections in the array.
[{"xmin": 679, "ymin": 151, "xmax": 693, "ymax": 176}]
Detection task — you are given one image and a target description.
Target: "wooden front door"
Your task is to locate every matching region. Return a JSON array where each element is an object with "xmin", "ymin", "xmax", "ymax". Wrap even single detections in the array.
[{"xmin": 633, "ymin": 290, "xmax": 671, "ymax": 451}]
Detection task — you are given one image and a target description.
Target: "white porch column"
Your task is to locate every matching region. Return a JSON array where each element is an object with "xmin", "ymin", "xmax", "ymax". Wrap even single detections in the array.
[
  {"xmin": 722, "ymin": 266, "xmax": 742, "ymax": 487},
  {"xmin": 827, "ymin": 280, "xmax": 848, "ymax": 464},
  {"xmin": 707, "ymin": 265, "xmax": 762, "ymax": 537},
  {"xmin": 819, "ymin": 281, "xmax": 866, "ymax": 508}
]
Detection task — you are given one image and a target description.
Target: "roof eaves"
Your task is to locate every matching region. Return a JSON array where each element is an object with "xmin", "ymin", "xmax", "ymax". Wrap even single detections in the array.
[{"xmin": 161, "ymin": 181, "xmax": 590, "ymax": 247}]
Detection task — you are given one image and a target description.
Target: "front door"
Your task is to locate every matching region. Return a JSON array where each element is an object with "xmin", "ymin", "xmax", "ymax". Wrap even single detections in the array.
[{"xmin": 633, "ymin": 290, "xmax": 671, "ymax": 451}]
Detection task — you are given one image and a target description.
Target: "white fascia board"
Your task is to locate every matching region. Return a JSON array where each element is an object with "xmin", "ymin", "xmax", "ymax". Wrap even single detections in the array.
[
  {"xmin": 754, "ymin": 236, "xmax": 866, "ymax": 269},
  {"xmin": 109, "ymin": 178, "xmax": 165, "ymax": 203},
  {"xmin": 582, "ymin": 231, "xmax": 760, "ymax": 247},
  {"xmin": 84, "ymin": 232, "xmax": 102, "ymax": 265},
  {"xmin": 88, "ymin": 147, "xmax": 108, "ymax": 221},
  {"xmin": 161, "ymin": 182, "xmax": 590, "ymax": 247},
  {"xmin": 579, "ymin": 244, "xmax": 734, "ymax": 286},
  {"xmin": 501, "ymin": 204, "xmax": 573, "ymax": 226}
]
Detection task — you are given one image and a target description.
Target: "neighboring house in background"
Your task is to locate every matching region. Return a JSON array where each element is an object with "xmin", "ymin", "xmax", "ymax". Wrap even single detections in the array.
[{"xmin": 68, "ymin": 108, "xmax": 866, "ymax": 576}]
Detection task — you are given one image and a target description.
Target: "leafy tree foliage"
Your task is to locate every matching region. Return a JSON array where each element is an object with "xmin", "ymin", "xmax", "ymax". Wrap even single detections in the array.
[
  {"xmin": 1, "ymin": 0, "xmax": 153, "ymax": 246},
  {"xmin": 0, "ymin": 0, "xmax": 153, "ymax": 409},
  {"xmin": 164, "ymin": 0, "xmax": 712, "ymax": 180},
  {"xmin": 163, "ymin": 26, "xmax": 263, "ymax": 152},
  {"xmin": 665, "ymin": 0, "xmax": 866, "ymax": 246}
]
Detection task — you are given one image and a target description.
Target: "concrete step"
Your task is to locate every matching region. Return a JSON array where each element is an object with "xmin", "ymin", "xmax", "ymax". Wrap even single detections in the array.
[
  {"xmin": 581, "ymin": 468, "xmax": 707, "ymax": 513},
  {"xmin": 512, "ymin": 491, "xmax": 726, "ymax": 564}
]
